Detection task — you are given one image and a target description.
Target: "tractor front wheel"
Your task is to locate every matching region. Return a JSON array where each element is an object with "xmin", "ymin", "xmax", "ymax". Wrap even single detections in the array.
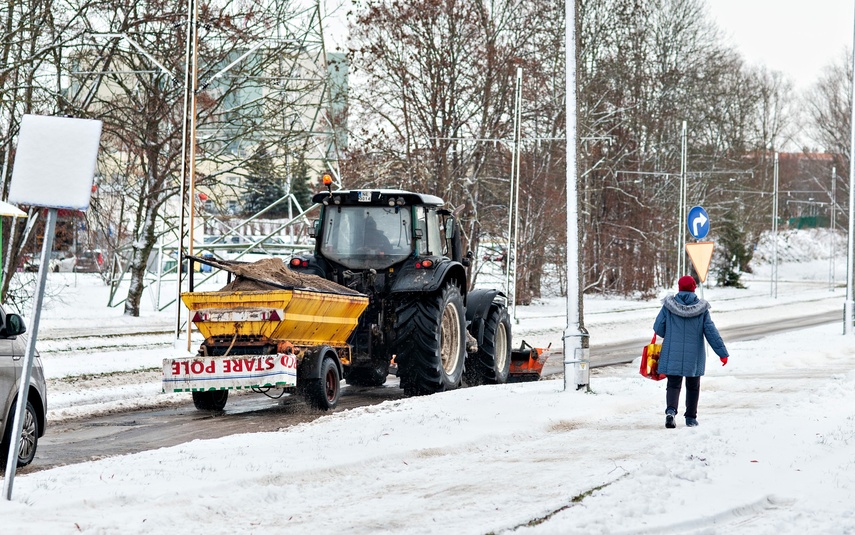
[
  {"xmin": 345, "ymin": 361, "xmax": 389, "ymax": 387},
  {"xmin": 465, "ymin": 304, "xmax": 512, "ymax": 385}
]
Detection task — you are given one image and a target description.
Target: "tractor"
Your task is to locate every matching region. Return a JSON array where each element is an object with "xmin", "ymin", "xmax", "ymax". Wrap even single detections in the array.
[{"xmin": 288, "ymin": 188, "xmax": 512, "ymax": 395}]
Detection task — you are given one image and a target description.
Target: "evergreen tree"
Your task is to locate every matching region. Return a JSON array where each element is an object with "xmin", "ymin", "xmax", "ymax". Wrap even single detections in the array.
[
  {"xmin": 242, "ymin": 147, "xmax": 287, "ymax": 218},
  {"xmin": 714, "ymin": 210, "xmax": 752, "ymax": 288},
  {"xmin": 288, "ymin": 156, "xmax": 315, "ymax": 212}
]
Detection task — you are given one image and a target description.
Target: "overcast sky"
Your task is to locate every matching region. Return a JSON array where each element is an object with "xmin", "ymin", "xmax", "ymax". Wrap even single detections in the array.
[{"xmin": 707, "ymin": 0, "xmax": 853, "ymax": 92}]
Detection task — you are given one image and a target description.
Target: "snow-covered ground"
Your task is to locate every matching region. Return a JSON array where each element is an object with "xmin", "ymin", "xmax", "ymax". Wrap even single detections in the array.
[{"xmin": 1, "ymin": 229, "xmax": 853, "ymax": 533}]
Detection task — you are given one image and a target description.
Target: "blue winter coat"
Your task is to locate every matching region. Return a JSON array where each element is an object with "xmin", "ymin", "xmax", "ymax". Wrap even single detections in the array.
[{"xmin": 653, "ymin": 291, "xmax": 728, "ymax": 377}]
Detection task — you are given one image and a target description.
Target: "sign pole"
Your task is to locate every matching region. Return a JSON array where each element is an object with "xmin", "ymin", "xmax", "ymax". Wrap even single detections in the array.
[
  {"xmin": 3, "ymin": 208, "xmax": 56, "ymax": 499},
  {"xmin": 2, "ymin": 114, "xmax": 101, "ymax": 500}
]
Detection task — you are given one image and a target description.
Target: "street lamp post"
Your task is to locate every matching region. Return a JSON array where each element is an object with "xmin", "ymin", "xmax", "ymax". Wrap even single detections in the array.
[{"xmin": 564, "ymin": 0, "xmax": 589, "ymax": 391}]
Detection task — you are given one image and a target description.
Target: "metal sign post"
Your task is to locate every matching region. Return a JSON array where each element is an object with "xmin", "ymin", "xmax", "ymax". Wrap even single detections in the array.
[
  {"xmin": 2, "ymin": 208, "xmax": 56, "ymax": 499},
  {"xmin": 1, "ymin": 114, "xmax": 100, "ymax": 500}
]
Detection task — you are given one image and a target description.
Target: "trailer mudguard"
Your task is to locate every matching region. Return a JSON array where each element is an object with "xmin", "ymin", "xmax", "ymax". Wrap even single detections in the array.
[
  {"xmin": 298, "ymin": 345, "xmax": 341, "ymax": 382},
  {"xmin": 465, "ymin": 289, "xmax": 505, "ymax": 344},
  {"xmin": 390, "ymin": 260, "xmax": 467, "ymax": 295}
]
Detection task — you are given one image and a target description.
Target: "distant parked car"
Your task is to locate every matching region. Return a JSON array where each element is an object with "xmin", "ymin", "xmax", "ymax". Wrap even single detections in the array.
[
  {"xmin": 23, "ymin": 251, "xmax": 75, "ymax": 273},
  {"xmin": 74, "ymin": 250, "xmax": 104, "ymax": 273},
  {"xmin": 0, "ymin": 306, "xmax": 47, "ymax": 467}
]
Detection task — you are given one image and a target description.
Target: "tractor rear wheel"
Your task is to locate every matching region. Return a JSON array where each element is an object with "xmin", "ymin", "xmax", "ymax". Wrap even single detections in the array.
[
  {"xmin": 395, "ymin": 283, "xmax": 466, "ymax": 396},
  {"xmin": 465, "ymin": 304, "xmax": 512, "ymax": 385},
  {"xmin": 192, "ymin": 390, "xmax": 228, "ymax": 411}
]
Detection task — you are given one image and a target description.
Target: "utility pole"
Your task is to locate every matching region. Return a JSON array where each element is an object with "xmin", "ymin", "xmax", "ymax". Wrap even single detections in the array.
[
  {"xmin": 678, "ymin": 121, "xmax": 687, "ymax": 277},
  {"xmin": 506, "ymin": 68, "xmax": 522, "ymax": 323},
  {"xmin": 847, "ymin": 4, "xmax": 855, "ymax": 333},
  {"xmin": 563, "ymin": 0, "xmax": 589, "ymax": 391},
  {"xmin": 771, "ymin": 153, "xmax": 779, "ymax": 299},
  {"xmin": 831, "ymin": 165, "xmax": 836, "ymax": 291}
]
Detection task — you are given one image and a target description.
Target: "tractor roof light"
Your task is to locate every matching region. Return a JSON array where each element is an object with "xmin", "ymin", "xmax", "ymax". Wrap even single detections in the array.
[
  {"xmin": 322, "ymin": 174, "xmax": 333, "ymax": 186},
  {"xmin": 388, "ymin": 198, "xmax": 396, "ymax": 207},
  {"xmin": 396, "ymin": 197, "xmax": 406, "ymax": 206},
  {"xmin": 322, "ymin": 197, "xmax": 330, "ymax": 205},
  {"xmin": 333, "ymin": 196, "xmax": 341, "ymax": 205}
]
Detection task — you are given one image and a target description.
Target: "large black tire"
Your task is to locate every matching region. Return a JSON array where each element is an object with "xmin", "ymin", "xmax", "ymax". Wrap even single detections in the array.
[
  {"xmin": 345, "ymin": 361, "xmax": 389, "ymax": 387},
  {"xmin": 395, "ymin": 283, "xmax": 466, "ymax": 396},
  {"xmin": 1, "ymin": 401, "xmax": 39, "ymax": 468},
  {"xmin": 192, "ymin": 390, "xmax": 229, "ymax": 411},
  {"xmin": 465, "ymin": 304, "xmax": 512, "ymax": 385},
  {"xmin": 303, "ymin": 356, "xmax": 341, "ymax": 410}
]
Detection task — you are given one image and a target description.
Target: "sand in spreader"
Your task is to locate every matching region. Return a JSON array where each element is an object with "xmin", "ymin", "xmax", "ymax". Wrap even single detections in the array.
[{"xmin": 217, "ymin": 257, "xmax": 360, "ymax": 295}]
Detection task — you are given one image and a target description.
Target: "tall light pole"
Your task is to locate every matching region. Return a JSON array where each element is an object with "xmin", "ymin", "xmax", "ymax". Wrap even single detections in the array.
[
  {"xmin": 564, "ymin": 0, "xmax": 589, "ymax": 391},
  {"xmin": 847, "ymin": 5, "xmax": 855, "ymax": 333}
]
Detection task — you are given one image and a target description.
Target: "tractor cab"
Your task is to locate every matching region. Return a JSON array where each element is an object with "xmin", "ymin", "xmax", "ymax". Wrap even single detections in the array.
[{"xmin": 309, "ymin": 189, "xmax": 462, "ymax": 272}]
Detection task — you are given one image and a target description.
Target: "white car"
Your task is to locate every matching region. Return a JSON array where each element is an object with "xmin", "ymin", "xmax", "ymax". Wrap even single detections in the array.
[{"xmin": 0, "ymin": 307, "xmax": 47, "ymax": 467}]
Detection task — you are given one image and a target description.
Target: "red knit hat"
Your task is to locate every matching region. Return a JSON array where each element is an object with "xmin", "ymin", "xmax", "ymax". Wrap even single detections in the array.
[{"xmin": 678, "ymin": 276, "xmax": 697, "ymax": 292}]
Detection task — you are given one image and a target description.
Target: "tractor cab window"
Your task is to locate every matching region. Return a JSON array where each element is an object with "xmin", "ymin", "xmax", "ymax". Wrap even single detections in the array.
[
  {"xmin": 414, "ymin": 206, "xmax": 445, "ymax": 256},
  {"xmin": 320, "ymin": 205, "xmax": 412, "ymax": 270}
]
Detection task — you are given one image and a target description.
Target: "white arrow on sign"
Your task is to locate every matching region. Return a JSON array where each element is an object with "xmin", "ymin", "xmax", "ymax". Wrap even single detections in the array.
[{"xmin": 692, "ymin": 212, "xmax": 708, "ymax": 237}]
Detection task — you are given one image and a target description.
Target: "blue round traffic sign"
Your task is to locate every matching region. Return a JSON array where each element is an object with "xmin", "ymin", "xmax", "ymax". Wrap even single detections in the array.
[{"xmin": 687, "ymin": 206, "xmax": 710, "ymax": 240}]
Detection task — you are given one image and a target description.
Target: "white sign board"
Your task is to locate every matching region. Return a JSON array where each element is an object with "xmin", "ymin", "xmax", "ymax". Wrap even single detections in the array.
[
  {"xmin": 8, "ymin": 114, "xmax": 102, "ymax": 210},
  {"xmin": 162, "ymin": 353, "xmax": 299, "ymax": 392}
]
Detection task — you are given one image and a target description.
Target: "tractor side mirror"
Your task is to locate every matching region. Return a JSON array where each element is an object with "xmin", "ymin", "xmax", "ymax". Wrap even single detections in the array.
[
  {"xmin": 463, "ymin": 250, "xmax": 473, "ymax": 267},
  {"xmin": 309, "ymin": 219, "xmax": 320, "ymax": 238}
]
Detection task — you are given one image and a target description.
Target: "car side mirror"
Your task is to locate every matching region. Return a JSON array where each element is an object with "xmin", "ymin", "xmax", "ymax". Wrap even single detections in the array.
[{"xmin": 1, "ymin": 313, "xmax": 26, "ymax": 337}]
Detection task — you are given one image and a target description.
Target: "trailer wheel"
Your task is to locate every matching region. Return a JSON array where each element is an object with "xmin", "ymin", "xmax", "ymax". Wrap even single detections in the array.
[
  {"xmin": 192, "ymin": 390, "xmax": 228, "ymax": 411},
  {"xmin": 345, "ymin": 362, "xmax": 389, "ymax": 387},
  {"xmin": 465, "ymin": 304, "xmax": 512, "ymax": 385},
  {"xmin": 304, "ymin": 356, "xmax": 341, "ymax": 410},
  {"xmin": 395, "ymin": 283, "xmax": 466, "ymax": 396}
]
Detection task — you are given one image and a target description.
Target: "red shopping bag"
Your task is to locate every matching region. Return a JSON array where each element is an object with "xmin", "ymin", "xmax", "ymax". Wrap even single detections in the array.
[{"xmin": 639, "ymin": 334, "xmax": 666, "ymax": 381}]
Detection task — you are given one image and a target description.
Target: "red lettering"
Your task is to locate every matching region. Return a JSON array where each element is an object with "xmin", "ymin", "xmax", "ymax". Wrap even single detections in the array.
[
  {"xmin": 280, "ymin": 353, "xmax": 296, "ymax": 368},
  {"xmin": 265, "ymin": 357, "xmax": 274, "ymax": 370},
  {"xmin": 223, "ymin": 360, "xmax": 231, "ymax": 373},
  {"xmin": 181, "ymin": 361, "xmax": 189, "ymax": 374},
  {"xmin": 243, "ymin": 358, "xmax": 255, "ymax": 371},
  {"xmin": 171, "ymin": 362, "xmax": 180, "ymax": 375},
  {"xmin": 205, "ymin": 361, "xmax": 215, "ymax": 374},
  {"xmin": 232, "ymin": 359, "xmax": 243, "ymax": 373},
  {"xmin": 191, "ymin": 361, "xmax": 204, "ymax": 374}
]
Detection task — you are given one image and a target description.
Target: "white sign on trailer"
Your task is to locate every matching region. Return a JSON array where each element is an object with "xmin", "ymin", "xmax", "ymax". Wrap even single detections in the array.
[{"xmin": 163, "ymin": 353, "xmax": 299, "ymax": 392}]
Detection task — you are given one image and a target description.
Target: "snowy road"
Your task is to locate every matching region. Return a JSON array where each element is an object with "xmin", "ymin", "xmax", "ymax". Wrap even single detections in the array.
[{"xmin": 22, "ymin": 305, "xmax": 841, "ymax": 472}]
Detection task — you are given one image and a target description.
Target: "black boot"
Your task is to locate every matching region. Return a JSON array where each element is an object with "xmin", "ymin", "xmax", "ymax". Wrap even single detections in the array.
[
  {"xmin": 665, "ymin": 409, "xmax": 677, "ymax": 429},
  {"xmin": 685, "ymin": 417, "xmax": 698, "ymax": 427}
]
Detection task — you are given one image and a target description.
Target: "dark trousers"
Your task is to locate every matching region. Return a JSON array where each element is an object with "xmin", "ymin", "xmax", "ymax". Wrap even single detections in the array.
[{"xmin": 666, "ymin": 375, "xmax": 701, "ymax": 418}]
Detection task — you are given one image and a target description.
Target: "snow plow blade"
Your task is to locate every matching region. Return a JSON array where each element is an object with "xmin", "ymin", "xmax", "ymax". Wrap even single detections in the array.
[{"xmin": 507, "ymin": 341, "xmax": 548, "ymax": 383}]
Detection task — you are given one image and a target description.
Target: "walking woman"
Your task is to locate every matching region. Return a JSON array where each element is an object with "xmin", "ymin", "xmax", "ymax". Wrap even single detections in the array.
[{"xmin": 653, "ymin": 276, "xmax": 729, "ymax": 428}]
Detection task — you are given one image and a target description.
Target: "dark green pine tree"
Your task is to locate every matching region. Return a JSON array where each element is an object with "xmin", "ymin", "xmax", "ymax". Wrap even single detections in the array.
[
  {"xmin": 714, "ymin": 210, "xmax": 752, "ymax": 288},
  {"xmin": 288, "ymin": 155, "xmax": 315, "ymax": 212},
  {"xmin": 242, "ymin": 147, "xmax": 288, "ymax": 218}
]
